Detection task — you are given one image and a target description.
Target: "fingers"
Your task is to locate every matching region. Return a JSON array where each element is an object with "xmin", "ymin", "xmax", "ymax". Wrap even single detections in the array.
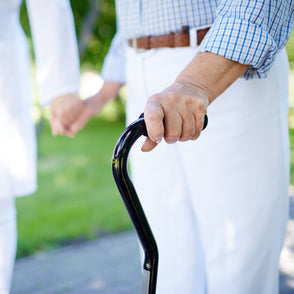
[
  {"xmin": 164, "ymin": 109, "xmax": 182, "ymax": 144},
  {"xmin": 58, "ymin": 100, "xmax": 84, "ymax": 130},
  {"xmin": 179, "ymin": 111, "xmax": 195, "ymax": 142},
  {"xmin": 50, "ymin": 115, "xmax": 64, "ymax": 136},
  {"xmin": 144, "ymin": 95, "xmax": 165, "ymax": 144},
  {"xmin": 70, "ymin": 107, "xmax": 92, "ymax": 134},
  {"xmin": 191, "ymin": 111, "xmax": 205, "ymax": 140},
  {"xmin": 50, "ymin": 115, "xmax": 75, "ymax": 137}
]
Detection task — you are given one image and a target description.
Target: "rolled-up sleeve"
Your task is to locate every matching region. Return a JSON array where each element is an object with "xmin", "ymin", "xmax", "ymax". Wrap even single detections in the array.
[
  {"xmin": 199, "ymin": 0, "xmax": 294, "ymax": 79},
  {"xmin": 26, "ymin": 0, "xmax": 80, "ymax": 105},
  {"xmin": 101, "ymin": 32, "xmax": 127, "ymax": 84}
]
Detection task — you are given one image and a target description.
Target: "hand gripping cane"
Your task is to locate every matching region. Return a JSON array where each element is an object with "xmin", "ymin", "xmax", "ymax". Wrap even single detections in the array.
[{"xmin": 112, "ymin": 113, "xmax": 208, "ymax": 294}]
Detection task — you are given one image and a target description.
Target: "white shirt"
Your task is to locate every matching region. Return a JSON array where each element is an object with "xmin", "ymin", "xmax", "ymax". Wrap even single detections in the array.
[{"xmin": 0, "ymin": 0, "xmax": 80, "ymax": 197}]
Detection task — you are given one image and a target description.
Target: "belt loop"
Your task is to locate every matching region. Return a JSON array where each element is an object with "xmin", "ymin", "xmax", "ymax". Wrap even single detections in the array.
[
  {"xmin": 132, "ymin": 38, "xmax": 137, "ymax": 49},
  {"xmin": 189, "ymin": 27, "xmax": 197, "ymax": 48}
]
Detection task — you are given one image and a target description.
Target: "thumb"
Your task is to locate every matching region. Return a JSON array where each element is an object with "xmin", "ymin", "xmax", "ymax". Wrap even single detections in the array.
[
  {"xmin": 144, "ymin": 95, "xmax": 165, "ymax": 144},
  {"xmin": 141, "ymin": 137, "xmax": 158, "ymax": 152}
]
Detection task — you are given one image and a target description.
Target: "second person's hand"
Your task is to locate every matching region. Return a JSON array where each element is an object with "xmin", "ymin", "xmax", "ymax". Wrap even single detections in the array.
[
  {"xmin": 69, "ymin": 81, "xmax": 124, "ymax": 135},
  {"xmin": 142, "ymin": 80, "xmax": 209, "ymax": 152},
  {"xmin": 50, "ymin": 92, "xmax": 84, "ymax": 137}
]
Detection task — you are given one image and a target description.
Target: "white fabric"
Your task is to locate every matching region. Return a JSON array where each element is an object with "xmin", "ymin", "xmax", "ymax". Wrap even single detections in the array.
[
  {"xmin": 26, "ymin": 0, "xmax": 80, "ymax": 106},
  {"xmin": 125, "ymin": 46, "xmax": 290, "ymax": 294},
  {"xmin": 0, "ymin": 0, "xmax": 80, "ymax": 198},
  {"xmin": 0, "ymin": 198, "xmax": 17, "ymax": 294}
]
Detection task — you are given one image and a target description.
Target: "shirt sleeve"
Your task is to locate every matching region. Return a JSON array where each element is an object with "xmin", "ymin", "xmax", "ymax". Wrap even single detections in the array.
[
  {"xmin": 26, "ymin": 0, "xmax": 80, "ymax": 106},
  {"xmin": 101, "ymin": 32, "xmax": 127, "ymax": 84},
  {"xmin": 199, "ymin": 0, "xmax": 294, "ymax": 79}
]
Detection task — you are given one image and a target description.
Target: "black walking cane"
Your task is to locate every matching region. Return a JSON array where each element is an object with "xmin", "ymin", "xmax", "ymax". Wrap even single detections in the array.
[{"xmin": 112, "ymin": 113, "xmax": 208, "ymax": 294}]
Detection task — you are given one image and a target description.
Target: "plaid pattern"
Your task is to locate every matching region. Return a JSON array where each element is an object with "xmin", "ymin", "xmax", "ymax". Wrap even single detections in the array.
[
  {"xmin": 116, "ymin": 0, "xmax": 216, "ymax": 38},
  {"xmin": 200, "ymin": 0, "xmax": 294, "ymax": 78},
  {"xmin": 102, "ymin": 0, "xmax": 294, "ymax": 82}
]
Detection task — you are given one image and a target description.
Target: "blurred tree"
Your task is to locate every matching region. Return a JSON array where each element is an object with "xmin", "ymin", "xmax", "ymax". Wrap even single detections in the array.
[{"xmin": 20, "ymin": 0, "xmax": 116, "ymax": 72}]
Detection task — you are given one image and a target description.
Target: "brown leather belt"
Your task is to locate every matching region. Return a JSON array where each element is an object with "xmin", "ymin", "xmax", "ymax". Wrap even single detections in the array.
[{"xmin": 128, "ymin": 26, "xmax": 210, "ymax": 50}]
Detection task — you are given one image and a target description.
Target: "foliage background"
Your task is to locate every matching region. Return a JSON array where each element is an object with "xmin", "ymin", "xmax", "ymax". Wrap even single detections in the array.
[{"xmin": 20, "ymin": 0, "xmax": 116, "ymax": 72}]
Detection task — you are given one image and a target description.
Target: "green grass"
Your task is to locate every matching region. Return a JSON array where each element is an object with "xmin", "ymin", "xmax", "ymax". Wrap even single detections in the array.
[{"xmin": 16, "ymin": 115, "xmax": 132, "ymax": 258}]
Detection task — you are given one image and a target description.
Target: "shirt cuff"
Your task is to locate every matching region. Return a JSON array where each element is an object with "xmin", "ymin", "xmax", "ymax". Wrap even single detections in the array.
[
  {"xmin": 39, "ymin": 84, "xmax": 80, "ymax": 107},
  {"xmin": 199, "ymin": 16, "xmax": 278, "ymax": 79},
  {"xmin": 101, "ymin": 52, "xmax": 126, "ymax": 84}
]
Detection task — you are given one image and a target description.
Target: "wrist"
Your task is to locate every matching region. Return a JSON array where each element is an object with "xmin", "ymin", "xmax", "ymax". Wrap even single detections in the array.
[
  {"xmin": 176, "ymin": 52, "xmax": 249, "ymax": 104},
  {"xmin": 174, "ymin": 77, "xmax": 213, "ymax": 107},
  {"xmin": 86, "ymin": 81, "xmax": 124, "ymax": 116},
  {"xmin": 87, "ymin": 92, "xmax": 107, "ymax": 115}
]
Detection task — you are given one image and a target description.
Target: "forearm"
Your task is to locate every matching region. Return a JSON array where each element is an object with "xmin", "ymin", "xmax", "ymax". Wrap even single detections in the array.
[
  {"xmin": 88, "ymin": 81, "xmax": 124, "ymax": 115},
  {"xmin": 176, "ymin": 52, "xmax": 250, "ymax": 104}
]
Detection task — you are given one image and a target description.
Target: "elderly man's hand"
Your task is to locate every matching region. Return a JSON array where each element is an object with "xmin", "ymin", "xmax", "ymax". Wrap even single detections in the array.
[
  {"xmin": 142, "ymin": 81, "xmax": 210, "ymax": 152},
  {"xmin": 142, "ymin": 52, "xmax": 249, "ymax": 152}
]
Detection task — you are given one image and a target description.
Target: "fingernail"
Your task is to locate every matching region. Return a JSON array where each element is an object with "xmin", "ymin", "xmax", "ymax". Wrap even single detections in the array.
[
  {"xmin": 166, "ymin": 137, "xmax": 180, "ymax": 144},
  {"xmin": 180, "ymin": 137, "xmax": 192, "ymax": 142},
  {"xmin": 154, "ymin": 137, "xmax": 162, "ymax": 144}
]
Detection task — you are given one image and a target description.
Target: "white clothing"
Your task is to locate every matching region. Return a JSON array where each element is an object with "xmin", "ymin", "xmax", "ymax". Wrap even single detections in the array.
[
  {"xmin": 0, "ymin": 1, "xmax": 79, "ymax": 292},
  {"xmin": 0, "ymin": 0, "xmax": 80, "ymax": 198},
  {"xmin": 126, "ymin": 46, "xmax": 290, "ymax": 294},
  {"xmin": 0, "ymin": 198, "xmax": 16, "ymax": 294}
]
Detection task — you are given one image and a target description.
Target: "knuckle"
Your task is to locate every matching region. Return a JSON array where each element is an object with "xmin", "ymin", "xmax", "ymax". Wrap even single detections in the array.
[
  {"xmin": 195, "ymin": 98, "xmax": 207, "ymax": 113},
  {"xmin": 184, "ymin": 96, "xmax": 193, "ymax": 106},
  {"xmin": 168, "ymin": 92, "xmax": 180, "ymax": 105},
  {"xmin": 195, "ymin": 99, "xmax": 203, "ymax": 108},
  {"xmin": 148, "ymin": 93, "xmax": 160, "ymax": 102},
  {"xmin": 146, "ymin": 110, "xmax": 160, "ymax": 122}
]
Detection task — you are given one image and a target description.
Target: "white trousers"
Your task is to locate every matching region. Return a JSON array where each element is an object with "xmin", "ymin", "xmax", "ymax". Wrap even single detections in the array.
[
  {"xmin": 125, "ymin": 46, "xmax": 290, "ymax": 294},
  {"xmin": 0, "ymin": 197, "xmax": 17, "ymax": 294}
]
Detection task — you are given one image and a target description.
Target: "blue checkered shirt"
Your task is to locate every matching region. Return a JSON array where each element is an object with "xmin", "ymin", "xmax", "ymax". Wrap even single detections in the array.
[{"xmin": 102, "ymin": 0, "xmax": 294, "ymax": 82}]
